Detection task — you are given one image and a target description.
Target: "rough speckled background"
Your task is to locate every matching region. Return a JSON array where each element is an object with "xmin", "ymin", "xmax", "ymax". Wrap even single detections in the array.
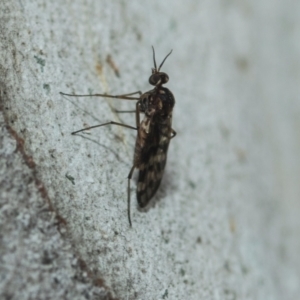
[{"xmin": 1, "ymin": 0, "xmax": 299, "ymax": 299}]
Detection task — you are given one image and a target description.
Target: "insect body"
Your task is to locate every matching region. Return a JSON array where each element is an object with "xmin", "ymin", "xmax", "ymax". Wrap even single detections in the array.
[{"xmin": 60, "ymin": 47, "xmax": 176, "ymax": 226}]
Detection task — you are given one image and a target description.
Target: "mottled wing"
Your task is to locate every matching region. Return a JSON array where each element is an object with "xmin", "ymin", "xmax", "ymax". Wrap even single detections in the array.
[{"xmin": 137, "ymin": 117, "xmax": 172, "ymax": 207}]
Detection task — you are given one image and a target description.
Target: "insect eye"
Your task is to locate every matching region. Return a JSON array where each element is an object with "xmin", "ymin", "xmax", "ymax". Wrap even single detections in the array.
[
  {"xmin": 149, "ymin": 73, "xmax": 169, "ymax": 85},
  {"xmin": 161, "ymin": 73, "xmax": 169, "ymax": 84},
  {"xmin": 149, "ymin": 74, "xmax": 160, "ymax": 85}
]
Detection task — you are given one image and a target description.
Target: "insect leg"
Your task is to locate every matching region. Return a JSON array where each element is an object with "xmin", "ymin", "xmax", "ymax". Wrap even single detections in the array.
[
  {"xmin": 60, "ymin": 91, "xmax": 142, "ymax": 100},
  {"xmin": 72, "ymin": 100, "xmax": 141, "ymax": 134},
  {"xmin": 135, "ymin": 101, "xmax": 141, "ymax": 128},
  {"xmin": 116, "ymin": 91, "xmax": 142, "ymax": 97},
  {"xmin": 170, "ymin": 129, "xmax": 177, "ymax": 139},
  {"xmin": 124, "ymin": 102, "xmax": 141, "ymax": 227},
  {"xmin": 127, "ymin": 165, "xmax": 136, "ymax": 227},
  {"xmin": 111, "ymin": 94, "xmax": 142, "ymax": 113},
  {"xmin": 113, "ymin": 109, "xmax": 136, "ymax": 114},
  {"xmin": 71, "ymin": 121, "xmax": 137, "ymax": 135}
]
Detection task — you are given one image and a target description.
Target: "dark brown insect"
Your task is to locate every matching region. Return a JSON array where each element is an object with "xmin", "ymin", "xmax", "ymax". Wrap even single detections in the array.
[{"xmin": 60, "ymin": 47, "xmax": 176, "ymax": 226}]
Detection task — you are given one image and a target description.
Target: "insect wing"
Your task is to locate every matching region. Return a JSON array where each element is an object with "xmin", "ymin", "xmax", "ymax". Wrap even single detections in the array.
[{"xmin": 137, "ymin": 117, "xmax": 172, "ymax": 207}]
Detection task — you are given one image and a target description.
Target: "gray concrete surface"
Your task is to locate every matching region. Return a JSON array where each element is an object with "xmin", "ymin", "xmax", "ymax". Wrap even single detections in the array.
[
  {"xmin": 0, "ymin": 112, "xmax": 113, "ymax": 299},
  {"xmin": 0, "ymin": 0, "xmax": 299, "ymax": 299}
]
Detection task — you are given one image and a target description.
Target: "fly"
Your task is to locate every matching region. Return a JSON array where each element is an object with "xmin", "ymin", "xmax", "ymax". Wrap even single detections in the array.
[{"xmin": 60, "ymin": 47, "xmax": 176, "ymax": 227}]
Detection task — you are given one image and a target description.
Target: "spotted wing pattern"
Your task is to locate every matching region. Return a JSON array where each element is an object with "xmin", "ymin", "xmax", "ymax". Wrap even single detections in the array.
[{"xmin": 136, "ymin": 117, "xmax": 172, "ymax": 207}]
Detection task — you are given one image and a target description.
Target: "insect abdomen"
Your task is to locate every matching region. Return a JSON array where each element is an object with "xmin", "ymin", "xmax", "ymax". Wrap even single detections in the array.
[{"xmin": 136, "ymin": 118, "xmax": 172, "ymax": 207}]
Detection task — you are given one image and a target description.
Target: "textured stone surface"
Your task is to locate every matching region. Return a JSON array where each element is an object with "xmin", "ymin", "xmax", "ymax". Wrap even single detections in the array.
[
  {"xmin": 0, "ymin": 0, "xmax": 299, "ymax": 299},
  {"xmin": 0, "ymin": 113, "xmax": 113, "ymax": 299}
]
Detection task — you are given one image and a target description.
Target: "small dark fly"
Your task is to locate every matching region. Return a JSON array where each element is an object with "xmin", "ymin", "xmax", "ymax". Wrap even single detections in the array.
[{"xmin": 60, "ymin": 47, "xmax": 176, "ymax": 226}]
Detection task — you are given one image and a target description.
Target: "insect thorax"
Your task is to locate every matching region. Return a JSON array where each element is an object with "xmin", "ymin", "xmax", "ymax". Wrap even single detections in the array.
[
  {"xmin": 134, "ymin": 86, "xmax": 174, "ymax": 169},
  {"xmin": 139, "ymin": 87, "xmax": 175, "ymax": 118}
]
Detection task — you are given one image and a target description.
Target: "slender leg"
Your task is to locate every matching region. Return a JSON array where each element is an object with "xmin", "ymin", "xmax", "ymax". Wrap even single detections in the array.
[
  {"xmin": 127, "ymin": 165, "xmax": 136, "ymax": 227},
  {"xmin": 113, "ymin": 109, "xmax": 136, "ymax": 113},
  {"xmin": 60, "ymin": 91, "xmax": 142, "ymax": 101},
  {"xmin": 170, "ymin": 129, "xmax": 177, "ymax": 139},
  {"xmin": 117, "ymin": 91, "xmax": 142, "ymax": 97},
  {"xmin": 71, "ymin": 121, "xmax": 137, "ymax": 135},
  {"xmin": 62, "ymin": 90, "xmax": 142, "ymax": 227},
  {"xmin": 135, "ymin": 102, "xmax": 140, "ymax": 128}
]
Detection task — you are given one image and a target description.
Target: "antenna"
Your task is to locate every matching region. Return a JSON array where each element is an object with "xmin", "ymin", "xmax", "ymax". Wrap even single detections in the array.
[
  {"xmin": 158, "ymin": 49, "xmax": 172, "ymax": 71},
  {"xmin": 152, "ymin": 46, "xmax": 157, "ymax": 70}
]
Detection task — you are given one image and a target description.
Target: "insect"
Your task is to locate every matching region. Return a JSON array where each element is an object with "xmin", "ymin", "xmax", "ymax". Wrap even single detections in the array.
[{"xmin": 60, "ymin": 47, "xmax": 176, "ymax": 226}]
